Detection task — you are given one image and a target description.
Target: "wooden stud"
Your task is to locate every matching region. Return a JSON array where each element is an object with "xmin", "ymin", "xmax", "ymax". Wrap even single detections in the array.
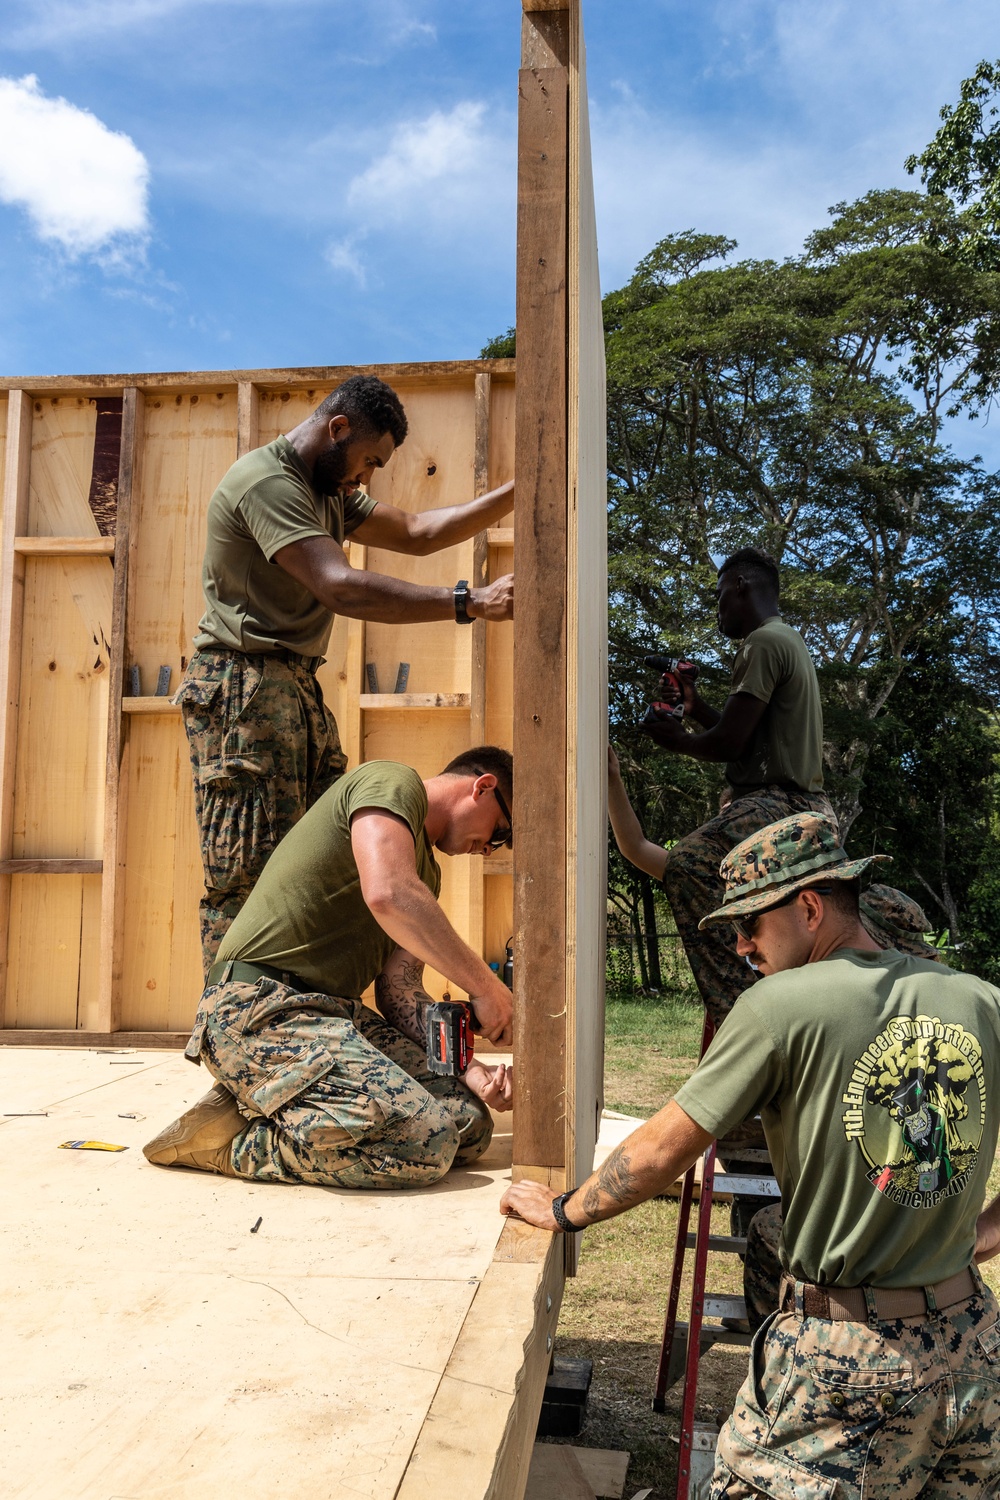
[
  {"xmin": 0, "ymin": 392, "xmax": 33, "ymax": 1024},
  {"xmin": 565, "ymin": 0, "xmax": 608, "ymax": 1246},
  {"xmin": 486, "ymin": 527, "xmax": 514, "ymax": 546},
  {"xmin": 237, "ymin": 380, "xmax": 259, "ymax": 458},
  {"xmin": 513, "ymin": 11, "xmax": 570, "ymax": 1171},
  {"xmin": 98, "ymin": 388, "xmax": 144, "ymax": 1034}
]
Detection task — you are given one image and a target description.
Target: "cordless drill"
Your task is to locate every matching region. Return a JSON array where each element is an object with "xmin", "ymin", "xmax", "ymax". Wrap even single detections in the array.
[
  {"xmin": 426, "ymin": 995, "xmax": 480, "ymax": 1077},
  {"xmin": 643, "ymin": 654, "xmax": 698, "ymax": 720}
]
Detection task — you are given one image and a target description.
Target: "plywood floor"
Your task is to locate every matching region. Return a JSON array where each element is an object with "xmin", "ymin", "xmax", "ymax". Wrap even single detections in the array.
[{"xmin": 1, "ymin": 1047, "xmax": 531, "ymax": 1500}]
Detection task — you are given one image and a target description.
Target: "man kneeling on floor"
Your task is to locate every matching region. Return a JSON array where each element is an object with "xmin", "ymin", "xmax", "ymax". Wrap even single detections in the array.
[
  {"xmin": 144, "ymin": 747, "xmax": 515, "ymax": 1189},
  {"xmin": 502, "ymin": 813, "xmax": 1000, "ymax": 1496}
]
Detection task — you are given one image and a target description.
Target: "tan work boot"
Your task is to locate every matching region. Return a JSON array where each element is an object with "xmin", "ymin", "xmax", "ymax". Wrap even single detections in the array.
[{"xmin": 143, "ymin": 1081, "xmax": 243, "ymax": 1176}]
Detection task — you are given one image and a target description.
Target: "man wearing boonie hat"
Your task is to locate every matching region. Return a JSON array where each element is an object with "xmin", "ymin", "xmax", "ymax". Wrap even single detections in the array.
[{"xmin": 502, "ymin": 812, "xmax": 1000, "ymax": 1496}]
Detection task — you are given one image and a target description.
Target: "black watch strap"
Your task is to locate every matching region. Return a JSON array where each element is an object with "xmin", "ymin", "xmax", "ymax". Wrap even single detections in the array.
[
  {"xmin": 454, "ymin": 579, "xmax": 473, "ymax": 625},
  {"xmin": 551, "ymin": 1190, "xmax": 585, "ymax": 1233}
]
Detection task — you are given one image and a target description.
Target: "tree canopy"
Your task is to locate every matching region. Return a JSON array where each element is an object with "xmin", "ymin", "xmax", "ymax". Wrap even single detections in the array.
[{"xmin": 486, "ymin": 60, "xmax": 1000, "ymax": 982}]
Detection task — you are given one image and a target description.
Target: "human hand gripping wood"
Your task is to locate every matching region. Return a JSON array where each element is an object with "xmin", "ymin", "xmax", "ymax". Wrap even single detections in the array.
[
  {"xmin": 352, "ymin": 808, "xmax": 513, "ymax": 1045},
  {"xmin": 500, "ymin": 1101, "xmax": 712, "ymax": 1231},
  {"xmin": 470, "ymin": 574, "xmax": 513, "ymax": 621},
  {"xmin": 465, "ymin": 1061, "xmax": 513, "ymax": 1113}
]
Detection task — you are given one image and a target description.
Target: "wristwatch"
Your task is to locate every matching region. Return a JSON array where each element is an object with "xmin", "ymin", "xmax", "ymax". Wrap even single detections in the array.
[
  {"xmin": 550, "ymin": 1190, "xmax": 585, "ymax": 1233},
  {"xmin": 454, "ymin": 579, "xmax": 473, "ymax": 625}
]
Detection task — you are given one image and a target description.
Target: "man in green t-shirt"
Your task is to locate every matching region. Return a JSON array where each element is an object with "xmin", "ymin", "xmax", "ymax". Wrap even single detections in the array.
[
  {"xmin": 177, "ymin": 373, "xmax": 516, "ymax": 969},
  {"xmin": 638, "ymin": 546, "xmax": 834, "ymax": 1027},
  {"xmin": 143, "ymin": 747, "xmax": 516, "ymax": 1192},
  {"xmin": 501, "ymin": 813, "xmax": 1000, "ymax": 1496}
]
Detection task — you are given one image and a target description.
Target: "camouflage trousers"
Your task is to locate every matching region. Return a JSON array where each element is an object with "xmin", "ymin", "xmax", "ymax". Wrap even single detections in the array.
[
  {"xmin": 177, "ymin": 648, "xmax": 347, "ymax": 972},
  {"xmin": 744, "ymin": 1201, "xmax": 785, "ymax": 1334},
  {"xmin": 711, "ymin": 1279, "xmax": 1000, "ymax": 1498},
  {"xmin": 185, "ymin": 978, "xmax": 494, "ymax": 1189},
  {"xmin": 660, "ymin": 787, "xmax": 837, "ymax": 1028}
]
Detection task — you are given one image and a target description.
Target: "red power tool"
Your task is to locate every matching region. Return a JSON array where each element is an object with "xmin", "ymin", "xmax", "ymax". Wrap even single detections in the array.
[
  {"xmin": 643, "ymin": 653, "xmax": 698, "ymax": 720},
  {"xmin": 426, "ymin": 993, "xmax": 479, "ymax": 1077}
]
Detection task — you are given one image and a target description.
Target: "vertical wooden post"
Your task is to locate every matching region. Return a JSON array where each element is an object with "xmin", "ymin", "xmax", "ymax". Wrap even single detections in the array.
[
  {"xmin": 0, "ymin": 391, "xmax": 32, "ymax": 1024},
  {"xmin": 513, "ymin": 7, "xmax": 570, "ymax": 1175},
  {"xmin": 468, "ymin": 372, "xmax": 492, "ymax": 962},
  {"xmin": 237, "ymin": 381, "xmax": 259, "ymax": 458},
  {"xmin": 470, "ymin": 371, "xmax": 492, "ymax": 747},
  {"xmin": 98, "ymin": 388, "xmax": 144, "ymax": 1033}
]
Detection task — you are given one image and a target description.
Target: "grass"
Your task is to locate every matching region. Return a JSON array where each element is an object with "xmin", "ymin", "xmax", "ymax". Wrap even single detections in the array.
[{"xmin": 545, "ymin": 989, "xmax": 1000, "ymax": 1500}]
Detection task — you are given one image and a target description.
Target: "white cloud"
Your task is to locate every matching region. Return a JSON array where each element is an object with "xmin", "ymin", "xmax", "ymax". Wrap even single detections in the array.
[
  {"xmin": 0, "ymin": 75, "xmax": 149, "ymax": 257},
  {"xmin": 346, "ymin": 101, "xmax": 505, "ymax": 219},
  {"xmin": 317, "ymin": 100, "xmax": 514, "ymax": 282},
  {"xmin": 325, "ymin": 235, "xmax": 368, "ymax": 287}
]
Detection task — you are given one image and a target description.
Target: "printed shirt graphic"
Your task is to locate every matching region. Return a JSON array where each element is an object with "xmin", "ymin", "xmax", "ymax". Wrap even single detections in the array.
[
  {"xmin": 843, "ymin": 1016, "xmax": 985, "ymax": 1208},
  {"xmin": 674, "ymin": 948, "xmax": 1000, "ymax": 1287}
]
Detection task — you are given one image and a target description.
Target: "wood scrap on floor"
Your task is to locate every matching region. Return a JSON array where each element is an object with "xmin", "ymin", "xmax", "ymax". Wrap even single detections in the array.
[{"xmin": 526, "ymin": 1445, "xmax": 631, "ymax": 1500}]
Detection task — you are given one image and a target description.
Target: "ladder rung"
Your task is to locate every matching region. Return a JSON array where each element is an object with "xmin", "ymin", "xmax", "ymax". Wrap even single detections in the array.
[
  {"xmin": 713, "ymin": 1174, "xmax": 780, "ymax": 1197},
  {"xmin": 716, "ymin": 1147, "xmax": 772, "ymax": 1164},
  {"xmin": 704, "ymin": 1294, "xmax": 747, "ymax": 1320},
  {"xmin": 674, "ymin": 1319, "xmax": 753, "ymax": 1349},
  {"xmin": 685, "ymin": 1233, "xmax": 747, "ymax": 1254}
]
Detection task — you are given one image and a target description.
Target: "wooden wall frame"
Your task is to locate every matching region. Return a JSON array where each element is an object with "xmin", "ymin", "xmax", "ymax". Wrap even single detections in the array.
[{"xmin": 0, "ymin": 5, "xmax": 606, "ymax": 1493}]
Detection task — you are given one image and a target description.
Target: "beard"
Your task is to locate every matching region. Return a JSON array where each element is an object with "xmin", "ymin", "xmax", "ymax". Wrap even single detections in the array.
[{"xmin": 311, "ymin": 439, "xmax": 351, "ymax": 495}]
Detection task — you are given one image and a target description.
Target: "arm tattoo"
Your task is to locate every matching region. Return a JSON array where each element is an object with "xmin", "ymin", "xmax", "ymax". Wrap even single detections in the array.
[
  {"xmin": 581, "ymin": 1146, "xmax": 638, "ymax": 1218},
  {"xmin": 375, "ymin": 958, "xmax": 433, "ymax": 1046}
]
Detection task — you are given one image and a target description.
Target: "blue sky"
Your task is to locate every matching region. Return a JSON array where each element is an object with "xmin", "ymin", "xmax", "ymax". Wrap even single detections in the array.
[{"xmin": 1, "ymin": 0, "xmax": 999, "ymax": 462}]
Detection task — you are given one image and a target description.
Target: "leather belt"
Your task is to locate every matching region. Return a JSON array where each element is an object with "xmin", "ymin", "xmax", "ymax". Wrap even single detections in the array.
[
  {"xmin": 207, "ymin": 958, "xmax": 314, "ymax": 994},
  {"xmin": 779, "ymin": 1265, "xmax": 979, "ymax": 1322}
]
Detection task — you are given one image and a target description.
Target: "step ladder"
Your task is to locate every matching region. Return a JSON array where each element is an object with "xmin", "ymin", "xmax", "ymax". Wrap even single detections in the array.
[{"xmin": 652, "ymin": 1018, "xmax": 781, "ymax": 1500}]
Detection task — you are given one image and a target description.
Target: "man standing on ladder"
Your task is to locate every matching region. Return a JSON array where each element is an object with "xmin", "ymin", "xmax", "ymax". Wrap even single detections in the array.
[
  {"xmin": 638, "ymin": 546, "xmax": 833, "ymax": 1029},
  {"xmin": 176, "ymin": 373, "xmax": 514, "ymax": 970},
  {"xmin": 502, "ymin": 813, "xmax": 1000, "ymax": 1496}
]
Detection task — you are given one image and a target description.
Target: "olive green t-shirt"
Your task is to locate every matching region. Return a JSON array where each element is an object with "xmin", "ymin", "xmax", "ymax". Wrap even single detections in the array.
[
  {"xmin": 217, "ymin": 761, "xmax": 441, "ymax": 998},
  {"xmin": 194, "ymin": 435, "xmax": 377, "ymax": 658},
  {"xmin": 675, "ymin": 948, "xmax": 1000, "ymax": 1287},
  {"xmin": 724, "ymin": 616, "xmax": 824, "ymax": 794}
]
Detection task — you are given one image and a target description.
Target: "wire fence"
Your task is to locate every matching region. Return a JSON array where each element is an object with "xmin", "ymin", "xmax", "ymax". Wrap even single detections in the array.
[{"xmin": 606, "ymin": 928, "xmax": 698, "ymax": 1000}]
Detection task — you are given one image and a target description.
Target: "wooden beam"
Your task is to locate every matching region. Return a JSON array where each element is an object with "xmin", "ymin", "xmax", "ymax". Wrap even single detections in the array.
[
  {"xmin": 0, "ymin": 392, "xmax": 33, "ymax": 1025},
  {"xmin": 359, "ymin": 693, "xmax": 470, "ymax": 710},
  {"xmin": 98, "ymin": 388, "xmax": 144, "ymax": 1034},
  {"xmin": 513, "ymin": 14, "xmax": 570, "ymax": 1171},
  {"xmin": 0, "ymin": 361, "xmax": 516, "ymax": 395},
  {"xmin": 487, "ymin": 527, "xmax": 514, "ymax": 547},
  {"xmin": 395, "ymin": 1221, "xmax": 563, "ymax": 1500},
  {"xmin": 120, "ymin": 697, "xmax": 181, "ymax": 715},
  {"xmin": 236, "ymin": 380, "xmax": 259, "ymax": 458},
  {"xmin": 0, "ymin": 860, "xmax": 102, "ymax": 875},
  {"xmin": 470, "ymin": 371, "xmax": 491, "ymax": 748},
  {"xmin": 0, "ymin": 1030, "xmax": 186, "ymax": 1048},
  {"xmin": 13, "ymin": 537, "xmax": 115, "ymax": 556}
]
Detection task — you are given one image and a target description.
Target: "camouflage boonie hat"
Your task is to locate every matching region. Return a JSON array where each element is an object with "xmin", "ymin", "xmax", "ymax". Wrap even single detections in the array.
[
  {"xmin": 699, "ymin": 813, "xmax": 889, "ymax": 928},
  {"xmin": 859, "ymin": 883, "xmax": 941, "ymax": 960}
]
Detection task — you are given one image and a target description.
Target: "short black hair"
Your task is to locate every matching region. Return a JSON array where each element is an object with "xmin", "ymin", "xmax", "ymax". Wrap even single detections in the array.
[
  {"xmin": 808, "ymin": 877, "xmax": 860, "ymax": 918},
  {"xmin": 314, "ymin": 375, "xmax": 408, "ymax": 448},
  {"xmin": 440, "ymin": 745, "xmax": 513, "ymax": 808},
  {"xmin": 718, "ymin": 547, "xmax": 780, "ymax": 594}
]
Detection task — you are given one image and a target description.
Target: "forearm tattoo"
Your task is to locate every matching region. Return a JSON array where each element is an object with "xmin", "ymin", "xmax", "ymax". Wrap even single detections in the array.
[
  {"xmin": 375, "ymin": 958, "xmax": 432, "ymax": 1045},
  {"xmin": 581, "ymin": 1145, "xmax": 638, "ymax": 1218}
]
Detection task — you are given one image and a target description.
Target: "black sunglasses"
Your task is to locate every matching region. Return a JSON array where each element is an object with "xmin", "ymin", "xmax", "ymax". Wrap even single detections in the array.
[
  {"xmin": 481, "ymin": 778, "xmax": 512, "ymax": 851},
  {"xmin": 731, "ymin": 886, "xmax": 833, "ymax": 941}
]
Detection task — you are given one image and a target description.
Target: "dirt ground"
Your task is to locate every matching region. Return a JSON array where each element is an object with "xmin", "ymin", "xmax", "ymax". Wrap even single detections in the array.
[{"xmin": 542, "ymin": 995, "xmax": 1000, "ymax": 1500}]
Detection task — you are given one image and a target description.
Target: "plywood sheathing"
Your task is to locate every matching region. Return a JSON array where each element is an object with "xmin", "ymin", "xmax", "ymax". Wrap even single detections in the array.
[{"xmin": 1, "ymin": 1046, "xmax": 551, "ymax": 1500}]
